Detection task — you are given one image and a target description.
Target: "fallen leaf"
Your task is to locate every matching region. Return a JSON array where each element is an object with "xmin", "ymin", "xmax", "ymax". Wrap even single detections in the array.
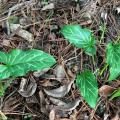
[
  {"xmin": 33, "ymin": 68, "xmax": 49, "ymax": 77},
  {"xmin": 104, "ymin": 113, "xmax": 109, "ymax": 120},
  {"xmin": 54, "ymin": 65, "xmax": 66, "ymax": 82},
  {"xmin": 44, "ymin": 80, "xmax": 74, "ymax": 98},
  {"xmin": 49, "ymin": 109, "xmax": 55, "ymax": 120},
  {"xmin": 42, "ymin": 3, "xmax": 54, "ymax": 11},
  {"xmin": 116, "ymin": 7, "xmax": 120, "ymax": 14},
  {"xmin": 39, "ymin": 90, "xmax": 48, "ymax": 113},
  {"xmin": 26, "ymin": 95, "xmax": 38, "ymax": 103},
  {"xmin": 2, "ymin": 40, "xmax": 11, "ymax": 47},
  {"xmin": 10, "ymin": 23, "xmax": 34, "ymax": 42},
  {"xmin": 50, "ymin": 98, "xmax": 81, "ymax": 118},
  {"xmin": 40, "ymin": 79, "xmax": 58, "ymax": 87},
  {"xmin": 18, "ymin": 78, "xmax": 37, "ymax": 97},
  {"xmin": 3, "ymin": 94, "xmax": 20, "ymax": 112},
  {"xmin": 50, "ymin": 97, "xmax": 66, "ymax": 106},
  {"xmin": 55, "ymin": 98, "xmax": 81, "ymax": 111},
  {"xmin": 99, "ymin": 85, "xmax": 115, "ymax": 97}
]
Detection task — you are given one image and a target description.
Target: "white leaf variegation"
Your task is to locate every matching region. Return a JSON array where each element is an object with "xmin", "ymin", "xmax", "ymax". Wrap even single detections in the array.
[
  {"xmin": 61, "ymin": 25, "xmax": 96, "ymax": 56},
  {"xmin": 0, "ymin": 49, "xmax": 56, "ymax": 79},
  {"xmin": 106, "ymin": 42, "xmax": 120, "ymax": 81},
  {"xmin": 76, "ymin": 70, "xmax": 98, "ymax": 108}
]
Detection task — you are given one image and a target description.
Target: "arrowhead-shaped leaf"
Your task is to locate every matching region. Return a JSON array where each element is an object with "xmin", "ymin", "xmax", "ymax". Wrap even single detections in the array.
[
  {"xmin": 0, "ymin": 49, "xmax": 56, "ymax": 79},
  {"xmin": 76, "ymin": 70, "xmax": 98, "ymax": 108},
  {"xmin": 106, "ymin": 42, "xmax": 120, "ymax": 81},
  {"xmin": 61, "ymin": 25, "xmax": 96, "ymax": 56}
]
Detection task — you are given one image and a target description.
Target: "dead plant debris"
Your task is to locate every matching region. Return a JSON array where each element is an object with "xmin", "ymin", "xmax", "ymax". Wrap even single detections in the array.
[{"xmin": 0, "ymin": 0, "xmax": 120, "ymax": 120}]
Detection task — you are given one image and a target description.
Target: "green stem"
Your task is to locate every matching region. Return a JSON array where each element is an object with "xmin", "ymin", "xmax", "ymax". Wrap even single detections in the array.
[
  {"xmin": 115, "ymin": 35, "xmax": 120, "ymax": 44},
  {"xmin": 99, "ymin": 23, "xmax": 106, "ymax": 44},
  {"xmin": 99, "ymin": 64, "xmax": 108, "ymax": 76}
]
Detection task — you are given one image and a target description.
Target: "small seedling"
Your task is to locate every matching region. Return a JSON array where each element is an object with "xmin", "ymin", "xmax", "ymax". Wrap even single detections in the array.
[
  {"xmin": 61, "ymin": 25, "xmax": 96, "ymax": 56},
  {"xmin": 61, "ymin": 24, "xmax": 120, "ymax": 108}
]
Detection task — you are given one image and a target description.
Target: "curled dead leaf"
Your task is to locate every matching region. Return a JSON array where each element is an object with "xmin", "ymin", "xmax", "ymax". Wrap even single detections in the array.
[
  {"xmin": 49, "ymin": 109, "xmax": 55, "ymax": 120},
  {"xmin": 44, "ymin": 80, "xmax": 74, "ymax": 98},
  {"xmin": 33, "ymin": 68, "xmax": 49, "ymax": 77},
  {"xmin": 18, "ymin": 78, "xmax": 37, "ymax": 97},
  {"xmin": 39, "ymin": 90, "xmax": 48, "ymax": 113},
  {"xmin": 50, "ymin": 97, "xmax": 66, "ymax": 106},
  {"xmin": 99, "ymin": 85, "xmax": 115, "ymax": 97},
  {"xmin": 10, "ymin": 23, "xmax": 34, "ymax": 42},
  {"xmin": 54, "ymin": 65, "xmax": 65, "ymax": 82},
  {"xmin": 55, "ymin": 98, "xmax": 81, "ymax": 111}
]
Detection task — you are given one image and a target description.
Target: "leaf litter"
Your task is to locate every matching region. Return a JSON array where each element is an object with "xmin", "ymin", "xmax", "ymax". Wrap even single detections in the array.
[
  {"xmin": 0, "ymin": 0, "xmax": 120, "ymax": 119},
  {"xmin": 18, "ymin": 77, "xmax": 37, "ymax": 98},
  {"xmin": 44, "ymin": 79, "xmax": 74, "ymax": 98}
]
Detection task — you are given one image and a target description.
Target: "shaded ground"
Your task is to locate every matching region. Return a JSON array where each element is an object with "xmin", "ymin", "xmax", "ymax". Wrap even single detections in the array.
[{"xmin": 0, "ymin": 0, "xmax": 120, "ymax": 120}]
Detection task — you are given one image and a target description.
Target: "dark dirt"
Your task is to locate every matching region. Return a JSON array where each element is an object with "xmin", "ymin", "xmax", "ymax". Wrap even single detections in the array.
[{"xmin": 0, "ymin": 0, "xmax": 120, "ymax": 120}]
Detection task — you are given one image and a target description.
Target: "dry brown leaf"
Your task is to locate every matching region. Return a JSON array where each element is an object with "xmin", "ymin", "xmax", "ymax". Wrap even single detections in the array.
[
  {"xmin": 50, "ymin": 97, "xmax": 66, "ymax": 106},
  {"xmin": 10, "ymin": 23, "xmax": 34, "ymax": 42},
  {"xmin": 44, "ymin": 80, "xmax": 74, "ymax": 98},
  {"xmin": 18, "ymin": 78, "xmax": 37, "ymax": 97},
  {"xmin": 2, "ymin": 40, "xmax": 11, "ymax": 47},
  {"xmin": 49, "ymin": 109, "xmax": 55, "ymax": 120},
  {"xmin": 39, "ymin": 90, "xmax": 48, "ymax": 113},
  {"xmin": 33, "ymin": 68, "xmax": 49, "ymax": 77},
  {"xmin": 26, "ymin": 95, "xmax": 38, "ymax": 103},
  {"xmin": 55, "ymin": 98, "xmax": 81, "ymax": 111},
  {"xmin": 42, "ymin": 3, "xmax": 54, "ymax": 11},
  {"xmin": 104, "ymin": 113, "xmax": 109, "ymax": 120},
  {"xmin": 2, "ymin": 96, "xmax": 21, "ymax": 111},
  {"xmin": 99, "ymin": 85, "xmax": 115, "ymax": 97},
  {"xmin": 54, "ymin": 65, "xmax": 65, "ymax": 82},
  {"xmin": 40, "ymin": 79, "xmax": 58, "ymax": 87}
]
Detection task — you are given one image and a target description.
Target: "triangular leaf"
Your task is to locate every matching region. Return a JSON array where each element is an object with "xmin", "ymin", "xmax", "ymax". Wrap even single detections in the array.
[
  {"xmin": 61, "ymin": 25, "xmax": 96, "ymax": 56},
  {"xmin": 0, "ymin": 49, "xmax": 56, "ymax": 79},
  {"xmin": 106, "ymin": 42, "xmax": 120, "ymax": 81},
  {"xmin": 76, "ymin": 70, "xmax": 98, "ymax": 108}
]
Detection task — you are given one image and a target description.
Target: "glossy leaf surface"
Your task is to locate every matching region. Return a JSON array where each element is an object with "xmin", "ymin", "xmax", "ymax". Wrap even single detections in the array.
[
  {"xmin": 106, "ymin": 42, "xmax": 120, "ymax": 80},
  {"xmin": 0, "ymin": 49, "xmax": 56, "ymax": 79},
  {"xmin": 61, "ymin": 25, "xmax": 96, "ymax": 56},
  {"xmin": 76, "ymin": 70, "xmax": 98, "ymax": 108}
]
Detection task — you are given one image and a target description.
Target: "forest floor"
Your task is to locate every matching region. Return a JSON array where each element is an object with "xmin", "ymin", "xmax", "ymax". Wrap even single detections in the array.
[{"xmin": 0, "ymin": 0, "xmax": 120, "ymax": 120}]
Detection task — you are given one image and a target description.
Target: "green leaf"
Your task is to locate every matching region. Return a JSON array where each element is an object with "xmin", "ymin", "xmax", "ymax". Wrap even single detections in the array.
[
  {"xmin": 110, "ymin": 88, "xmax": 120, "ymax": 100},
  {"xmin": 106, "ymin": 42, "xmax": 120, "ymax": 81},
  {"xmin": 76, "ymin": 70, "xmax": 98, "ymax": 108},
  {"xmin": 61, "ymin": 25, "xmax": 96, "ymax": 56},
  {"xmin": 0, "ymin": 49, "xmax": 56, "ymax": 79}
]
